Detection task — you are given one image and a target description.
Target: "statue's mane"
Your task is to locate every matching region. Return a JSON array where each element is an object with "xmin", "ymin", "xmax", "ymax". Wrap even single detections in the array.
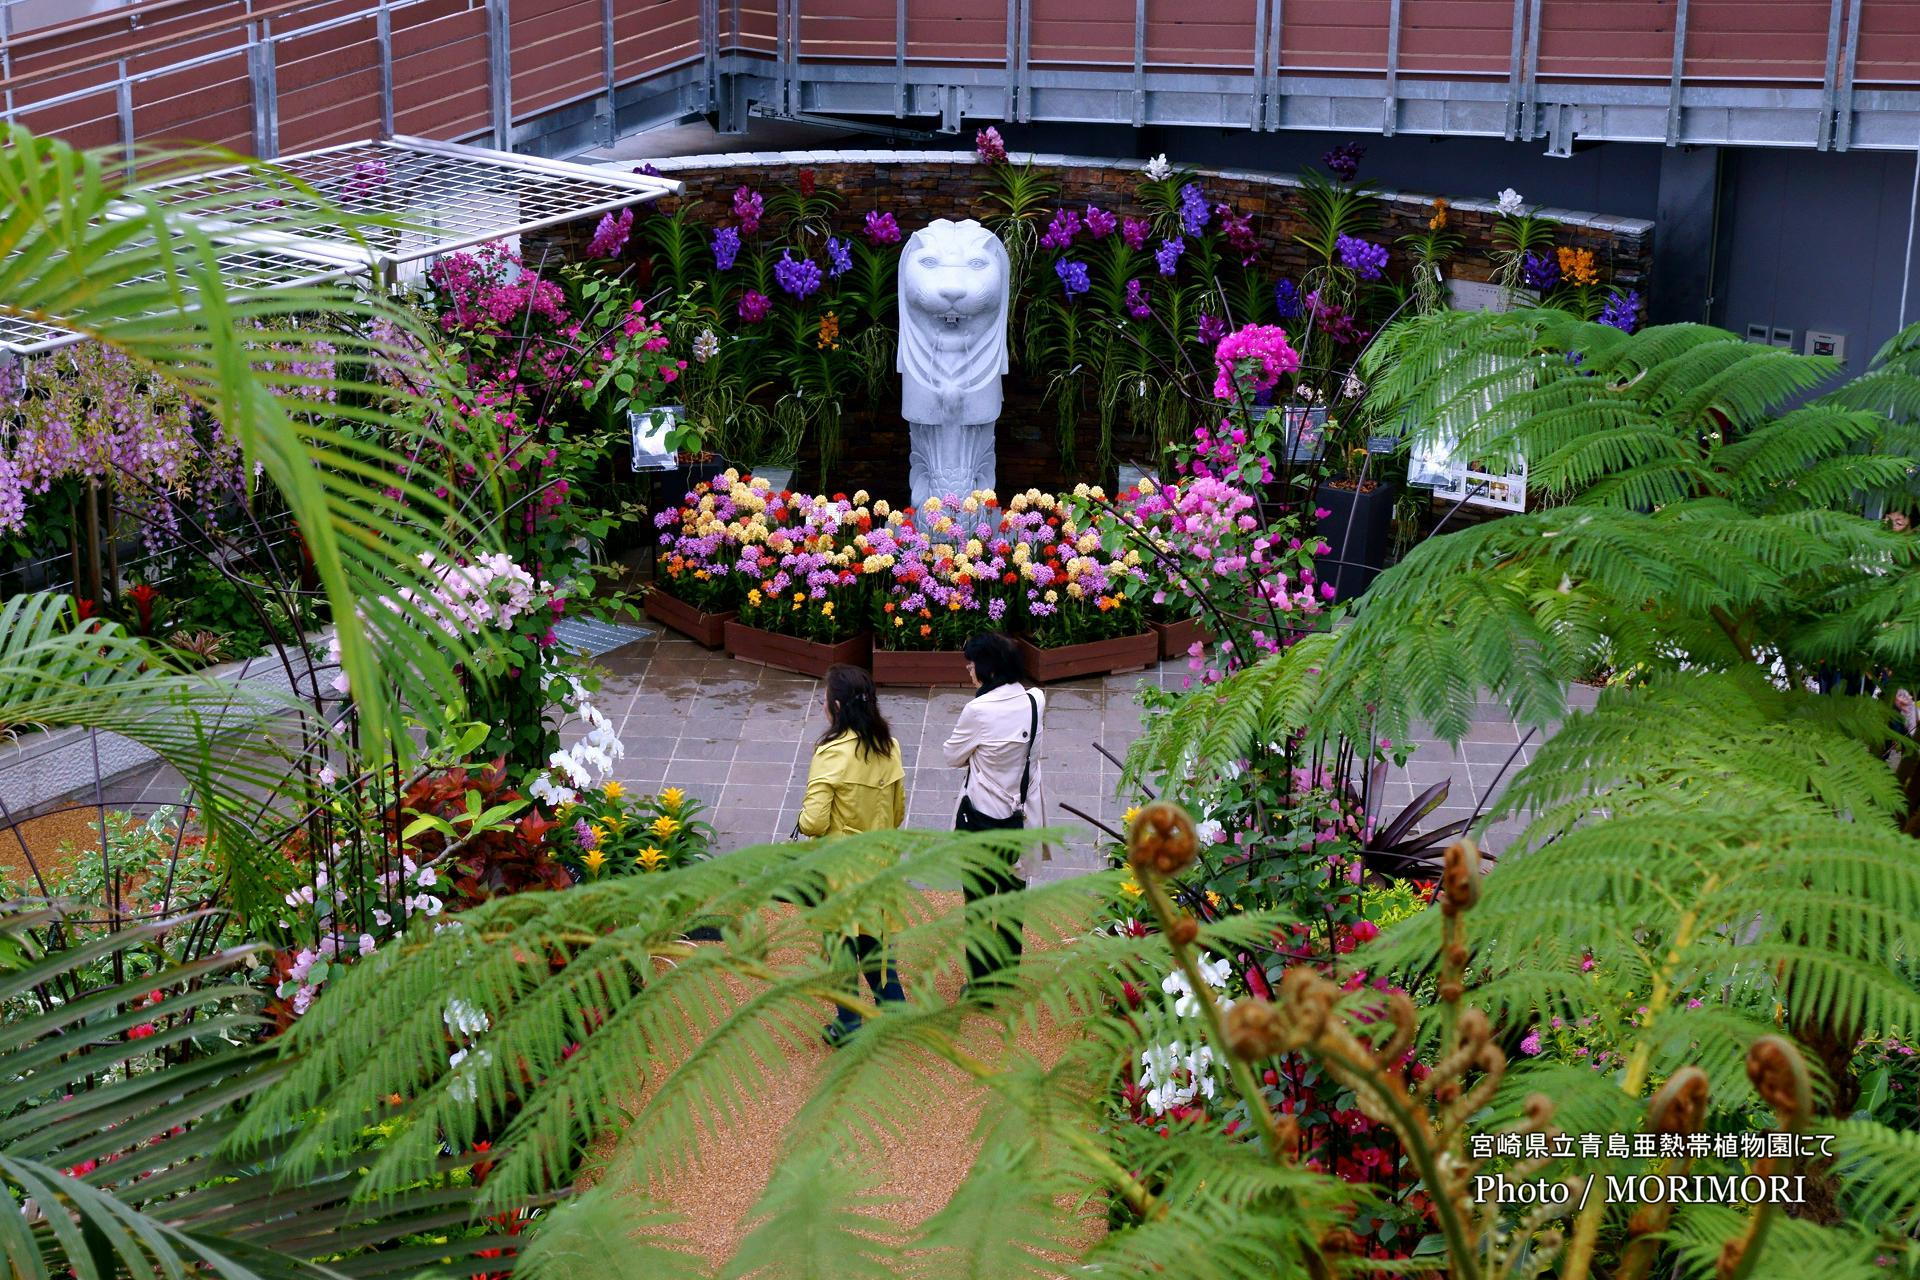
[{"xmin": 896, "ymin": 219, "xmax": 1010, "ymax": 426}]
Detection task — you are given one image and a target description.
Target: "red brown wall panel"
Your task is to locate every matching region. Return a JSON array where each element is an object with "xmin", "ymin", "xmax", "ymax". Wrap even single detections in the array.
[
  {"xmin": 275, "ymin": 15, "xmax": 385, "ymax": 151},
  {"xmin": 1399, "ymin": 0, "xmax": 1509, "ymax": 75},
  {"xmin": 1685, "ymin": 1, "xmax": 1828, "ymax": 80},
  {"xmin": 390, "ymin": 3, "xmax": 491, "ymax": 138},
  {"xmin": 734, "ymin": 0, "xmax": 777, "ymax": 55},
  {"xmin": 1146, "ymin": 0, "xmax": 1259, "ymax": 70},
  {"xmin": 510, "ymin": 0, "xmax": 604, "ymax": 115},
  {"xmin": 905, "ymin": 0, "xmax": 1003, "ymax": 63},
  {"xmin": 1856, "ymin": 0, "xmax": 1920, "ymax": 84},
  {"xmin": 801, "ymin": 0, "xmax": 895, "ymax": 60},
  {"xmin": 1536, "ymin": 0, "xmax": 1671, "ymax": 78},
  {"xmin": 1027, "ymin": 0, "xmax": 1130, "ymax": 67},
  {"xmin": 131, "ymin": 60, "xmax": 252, "ymax": 147},
  {"xmin": 614, "ymin": 0, "xmax": 700, "ymax": 77},
  {"xmin": 16, "ymin": 97, "xmax": 123, "ymax": 150},
  {"xmin": 1283, "ymin": 0, "xmax": 1391, "ymax": 72}
]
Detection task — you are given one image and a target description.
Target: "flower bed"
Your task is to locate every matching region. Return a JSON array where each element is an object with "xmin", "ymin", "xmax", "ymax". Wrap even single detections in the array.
[{"xmin": 861, "ymin": 492, "xmax": 1010, "ymax": 654}]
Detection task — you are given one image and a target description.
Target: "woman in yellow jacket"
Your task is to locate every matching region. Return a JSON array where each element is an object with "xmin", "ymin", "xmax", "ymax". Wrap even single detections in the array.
[{"xmin": 796, "ymin": 664, "xmax": 907, "ymax": 1045}]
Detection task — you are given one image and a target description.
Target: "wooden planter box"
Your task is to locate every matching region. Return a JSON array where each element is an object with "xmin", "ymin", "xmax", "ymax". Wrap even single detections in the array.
[
  {"xmin": 1149, "ymin": 616, "xmax": 1213, "ymax": 660},
  {"xmin": 872, "ymin": 647, "xmax": 973, "ymax": 686},
  {"xmin": 1016, "ymin": 632, "xmax": 1158, "ymax": 683},
  {"xmin": 644, "ymin": 590, "xmax": 735, "ymax": 649},
  {"xmin": 724, "ymin": 621, "xmax": 872, "ymax": 678}
]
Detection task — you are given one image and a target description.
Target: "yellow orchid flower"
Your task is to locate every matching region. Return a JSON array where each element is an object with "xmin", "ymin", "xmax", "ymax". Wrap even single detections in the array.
[
  {"xmin": 637, "ymin": 846, "xmax": 667, "ymax": 872},
  {"xmin": 659, "ymin": 787, "xmax": 686, "ymax": 810},
  {"xmin": 583, "ymin": 848, "xmax": 609, "ymax": 876},
  {"xmin": 650, "ymin": 814, "xmax": 681, "ymax": 839},
  {"xmin": 602, "ymin": 780, "xmax": 625, "ymax": 799}
]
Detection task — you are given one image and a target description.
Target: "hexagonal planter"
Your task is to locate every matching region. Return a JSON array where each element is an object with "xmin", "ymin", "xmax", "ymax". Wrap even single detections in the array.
[
  {"xmin": 723, "ymin": 621, "xmax": 871, "ymax": 678},
  {"xmin": 871, "ymin": 647, "xmax": 973, "ymax": 686},
  {"xmin": 1015, "ymin": 632, "xmax": 1158, "ymax": 683},
  {"xmin": 1149, "ymin": 616, "xmax": 1213, "ymax": 660},
  {"xmin": 644, "ymin": 590, "xmax": 734, "ymax": 648}
]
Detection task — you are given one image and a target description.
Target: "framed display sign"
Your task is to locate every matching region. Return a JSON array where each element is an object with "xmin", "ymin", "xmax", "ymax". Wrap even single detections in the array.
[
  {"xmin": 1409, "ymin": 435, "xmax": 1527, "ymax": 511},
  {"xmin": 1283, "ymin": 404, "xmax": 1328, "ymax": 461},
  {"xmin": 629, "ymin": 405, "xmax": 682, "ymax": 471}
]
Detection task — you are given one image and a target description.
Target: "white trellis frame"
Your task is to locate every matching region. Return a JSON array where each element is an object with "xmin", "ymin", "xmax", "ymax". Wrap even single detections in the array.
[{"xmin": 0, "ymin": 134, "xmax": 682, "ymax": 358}]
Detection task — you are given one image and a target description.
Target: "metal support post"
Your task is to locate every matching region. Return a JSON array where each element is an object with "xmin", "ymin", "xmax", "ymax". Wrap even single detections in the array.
[
  {"xmin": 1383, "ymin": 0, "xmax": 1401, "ymax": 136},
  {"xmin": 247, "ymin": 26, "xmax": 279, "ymax": 159},
  {"xmin": 1663, "ymin": 0, "xmax": 1689, "ymax": 145},
  {"xmin": 376, "ymin": 0, "xmax": 394, "ymax": 138},
  {"xmin": 486, "ymin": 0, "xmax": 512, "ymax": 151}
]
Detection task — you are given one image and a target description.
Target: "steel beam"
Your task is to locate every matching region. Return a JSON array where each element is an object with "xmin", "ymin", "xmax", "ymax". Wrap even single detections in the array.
[
  {"xmin": 1250, "ymin": 0, "xmax": 1266, "ymax": 128},
  {"xmin": 1819, "ymin": 0, "xmax": 1846, "ymax": 148},
  {"xmin": 1664, "ymin": 0, "xmax": 1688, "ymax": 145},
  {"xmin": 1265, "ymin": 0, "xmax": 1284, "ymax": 130},
  {"xmin": 115, "ymin": 57, "xmax": 133, "ymax": 173},
  {"xmin": 1504, "ymin": 0, "xmax": 1525, "ymax": 139},
  {"xmin": 1383, "ymin": 0, "xmax": 1401, "ymax": 136},
  {"xmin": 598, "ymin": 0, "xmax": 615, "ymax": 145},
  {"xmin": 1521, "ymin": 0, "xmax": 1541, "ymax": 138},
  {"xmin": 247, "ymin": 24, "xmax": 278, "ymax": 159},
  {"xmin": 376, "ymin": 0, "xmax": 394, "ymax": 138},
  {"xmin": 894, "ymin": 0, "xmax": 906, "ymax": 117},
  {"xmin": 1836, "ymin": 0, "xmax": 1864, "ymax": 150},
  {"xmin": 486, "ymin": 0, "xmax": 511, "ymax": 150},
  {"xmin": 1132, "ymin": 0, "xmax": 1146, "ymax": 126}
]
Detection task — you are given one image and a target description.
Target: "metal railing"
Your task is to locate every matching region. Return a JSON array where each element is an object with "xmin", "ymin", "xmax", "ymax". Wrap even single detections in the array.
[{"xmin": 4, "ymin": 0, "xmax": 1920, "ymax": 160}]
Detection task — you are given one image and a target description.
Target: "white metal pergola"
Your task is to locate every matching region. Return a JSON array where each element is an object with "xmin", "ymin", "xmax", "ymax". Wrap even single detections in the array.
[{"xmin": 0, "ymin": 134, "xmax": 682, "ymax": 358}]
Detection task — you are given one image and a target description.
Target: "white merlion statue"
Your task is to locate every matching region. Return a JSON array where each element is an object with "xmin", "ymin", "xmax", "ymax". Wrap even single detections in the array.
[{"xmin": 898, "ymin": 218, "xmax": 1010, "ymax": 507}]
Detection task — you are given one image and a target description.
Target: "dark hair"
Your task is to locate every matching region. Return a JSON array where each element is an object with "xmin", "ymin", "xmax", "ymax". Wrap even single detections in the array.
[
  {"xmin": 963, "ymin": 631, "xmax": 1025, "ymax": 693},
  {"xmin": 820, "ymin": 664, "xmax": 894, "ymax": 758}
]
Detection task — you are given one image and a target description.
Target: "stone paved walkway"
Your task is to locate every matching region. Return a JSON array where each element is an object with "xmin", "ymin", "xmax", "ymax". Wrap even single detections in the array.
[
  {"xmin": 42, "ymin": 629, "xmax": 1550, "ymax": 879},
  {"xmin": 574, "ymin": 631, "xmax": 1543, "ymax": 880}
]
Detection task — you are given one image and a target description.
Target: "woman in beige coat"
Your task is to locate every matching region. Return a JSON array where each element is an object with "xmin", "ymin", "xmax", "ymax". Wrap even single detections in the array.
[{"xmin": 942, "ymin": 632, "xmax": 1047, "ymax": 984}]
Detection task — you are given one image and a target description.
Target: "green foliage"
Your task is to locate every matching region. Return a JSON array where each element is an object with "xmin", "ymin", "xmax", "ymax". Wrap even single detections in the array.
[
  {"xmin": 0, "ymin": 905, "xmax": 520, "ymax": 1279},
  {"xmin": 1343, "ymin": 309, "xmax": 1920, "ymax": 741},
  {"xmin": 0, "ymin": 126, "xmax": 510, "ymax": 750}
]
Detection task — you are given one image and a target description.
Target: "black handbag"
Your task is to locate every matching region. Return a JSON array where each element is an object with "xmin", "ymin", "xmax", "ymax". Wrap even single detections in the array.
[{"xmin": 955, "ymin": 692, "xmax": 1038, "ymax": 833}]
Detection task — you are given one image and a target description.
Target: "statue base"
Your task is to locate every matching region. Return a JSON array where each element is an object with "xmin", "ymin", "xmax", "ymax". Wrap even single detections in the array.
[{"xmin": 907, "ymin": 420, "xmax": 997, "ymax": 508}]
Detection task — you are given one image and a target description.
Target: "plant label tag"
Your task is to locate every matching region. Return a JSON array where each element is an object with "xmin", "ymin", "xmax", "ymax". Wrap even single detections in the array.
[{"xmin": 630, "ymin": 408, "xmax": 677, "ymax": 472}]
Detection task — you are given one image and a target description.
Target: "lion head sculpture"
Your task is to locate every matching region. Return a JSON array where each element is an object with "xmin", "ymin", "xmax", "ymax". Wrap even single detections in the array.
[{"xmin": 897, "ymin": 218, "xmax": 1011, "ymax": 429}]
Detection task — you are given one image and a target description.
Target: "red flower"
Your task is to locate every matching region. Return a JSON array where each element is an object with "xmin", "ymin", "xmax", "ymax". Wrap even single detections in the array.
[
  {"xmin": 127, "ymin": 1023, "xmax": 156, "ymax": 1039},
  {"xmin": 1351, "ymin": 919, "xmax": 1380, "ymax": 943},
  {"xmin": 74, "ymin": 597, "xmax": 96, "ymax": 620},
  {"xmin": 797, "ymin": 168, "xmax": 816, "ymax": 197},
  {"xmin": 127, "ymin": 583, "xmax": 160, "ymax": 633}
]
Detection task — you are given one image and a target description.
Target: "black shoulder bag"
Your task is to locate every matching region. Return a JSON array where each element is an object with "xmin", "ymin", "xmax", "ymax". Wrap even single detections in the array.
[{"xmin": 955, "ymin": 691, "xmax": 1038, "ymax": 832}]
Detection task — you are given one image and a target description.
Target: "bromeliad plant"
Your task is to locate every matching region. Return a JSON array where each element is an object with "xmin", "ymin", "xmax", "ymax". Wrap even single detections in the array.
[{"xmin": 550, "ymin": 781, "xmax": 716, "ymax": 879}]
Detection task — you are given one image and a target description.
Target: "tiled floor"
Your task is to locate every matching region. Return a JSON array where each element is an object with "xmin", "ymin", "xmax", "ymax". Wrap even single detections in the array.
[
  {"xmin": 574, "ymin": 632, "xmax": 1547, "ymax": 880},
  {"xmin": 27, "ymin": 630, "xmax": 1556, "ymax": 883},
  {"xmin": 573, "ymin": 632, "xmax": 1177, "ymax": 877}
]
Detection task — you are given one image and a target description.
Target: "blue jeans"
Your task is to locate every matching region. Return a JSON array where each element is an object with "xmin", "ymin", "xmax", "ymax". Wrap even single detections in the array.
[{"xmin": 834, "ymin": 933, "xmax": 905, "ymax": 1029}]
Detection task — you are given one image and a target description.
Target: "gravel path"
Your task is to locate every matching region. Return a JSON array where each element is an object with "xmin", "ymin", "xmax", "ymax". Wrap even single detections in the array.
[{"xmin": 594, "ymin": 892, "xmax": 1097, "ymax": 1264}]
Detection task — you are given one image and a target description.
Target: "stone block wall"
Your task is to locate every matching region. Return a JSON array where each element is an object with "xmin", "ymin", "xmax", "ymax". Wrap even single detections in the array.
[{"xmin": 530, "ymin": 150, "xmax": 1655, "ymax": 500}]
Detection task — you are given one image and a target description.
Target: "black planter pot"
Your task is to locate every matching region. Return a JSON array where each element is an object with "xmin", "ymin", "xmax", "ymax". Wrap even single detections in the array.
[{"xmin": 1313, "ymin": 481, "xmax": 1398, "ymax": 601}]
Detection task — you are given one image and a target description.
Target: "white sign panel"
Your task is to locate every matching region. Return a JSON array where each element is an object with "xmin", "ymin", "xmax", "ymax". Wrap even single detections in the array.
[{"xmin": 629, "ymin": 406, "xmax": 681, "ymax": 472}]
